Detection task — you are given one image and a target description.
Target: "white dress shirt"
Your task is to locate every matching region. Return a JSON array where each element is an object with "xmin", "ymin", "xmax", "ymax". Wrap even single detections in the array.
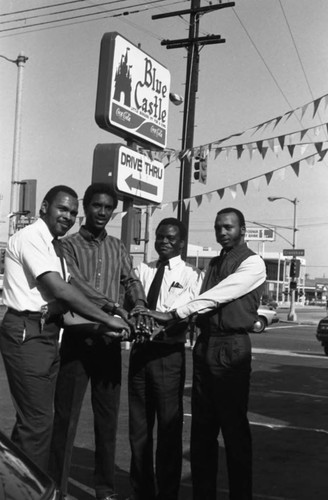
[
  {"xmin": 176, "ymin": 254, "xmax": 266, "ymax": 319},
  {"xmin": 3, "ymin": 218, "xmax": 66, "ymax": 311}
]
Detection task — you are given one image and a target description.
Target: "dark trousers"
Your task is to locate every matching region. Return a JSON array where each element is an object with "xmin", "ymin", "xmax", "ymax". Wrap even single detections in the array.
[
  {"xmin": 0, "ymin": 310, "xmax": 60, "ymax": 471},
  {"xmin": 48, "ymin": 330, "xmax": 122, "ymax": 499},
  {"xmin": 191, "ymin": 333, "xmax": 252, "ymax": 500},
  {"xmin": 128, "ymin": 342, "xmax": 185, "ymax": 500}
]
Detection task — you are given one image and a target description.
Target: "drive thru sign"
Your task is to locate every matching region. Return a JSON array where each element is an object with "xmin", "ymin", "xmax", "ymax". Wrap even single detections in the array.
[{"xmin": 92, "ymin": 143, "xmax": 164, "ymax": 204}]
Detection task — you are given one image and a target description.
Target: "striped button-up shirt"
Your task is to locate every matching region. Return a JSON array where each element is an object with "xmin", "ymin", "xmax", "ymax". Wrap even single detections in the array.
[{"xmin": 60, "ymin": 226, "xmax": 146, "ymax": 310}]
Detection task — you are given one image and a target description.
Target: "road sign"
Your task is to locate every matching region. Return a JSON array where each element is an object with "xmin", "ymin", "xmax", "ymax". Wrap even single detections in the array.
[
  {"xmin": 95, "ymin": 32, "xmax": 171, "ymax": 149},
  {"xmin": 283, "ymin": 249, "xmax": 305, "ymax": 256},
  {"xmin": 92, "ymin": 143, "xmax": 164, "ymax": 204},
  {"xmin": 245, "ymin": 227, "xmax": 275, "ymax": 241}
]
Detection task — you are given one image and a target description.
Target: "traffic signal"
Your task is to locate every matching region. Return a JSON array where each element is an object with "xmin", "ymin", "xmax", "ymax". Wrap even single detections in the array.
[
  {"xmin": 290, "ymin": 258, "xmax": 300, "ymax": 278},
  {"xmin": 19, "ymin": 179, "xmax": 37, "ymax": 217},
  {"xmin": 193, "ymin": 157, "xmax": 207, "ymax": 184}
]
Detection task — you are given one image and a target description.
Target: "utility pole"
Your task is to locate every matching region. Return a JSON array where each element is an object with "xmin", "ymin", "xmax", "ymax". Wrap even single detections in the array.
[
  {"xmin": 153, "ymin": 1, "xmax": 234, "ymax": 259},
  {"xmin": 0, "ymin": 53, "xmax": 29, "ymax": 238}
]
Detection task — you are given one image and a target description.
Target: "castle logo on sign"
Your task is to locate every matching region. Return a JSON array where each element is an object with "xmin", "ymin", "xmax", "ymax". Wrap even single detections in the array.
[{"xmin": 102, "ymin": 33, "xmax": 171, "ymax": 149}]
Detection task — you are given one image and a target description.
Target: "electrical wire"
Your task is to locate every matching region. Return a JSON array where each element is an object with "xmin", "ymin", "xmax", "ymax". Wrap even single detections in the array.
[{"xmin": 0, "ymin": 0, "xmax": 186, "ymax": 33}]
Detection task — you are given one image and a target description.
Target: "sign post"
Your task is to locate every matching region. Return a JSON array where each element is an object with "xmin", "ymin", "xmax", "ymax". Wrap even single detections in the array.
[{"xmin": 94, "ymin": 32, "xmax": 170, "ymax": 250}]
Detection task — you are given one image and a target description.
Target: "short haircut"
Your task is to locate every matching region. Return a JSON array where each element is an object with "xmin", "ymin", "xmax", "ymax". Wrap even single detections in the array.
[
  {"xmin": 156, "ymin": 217, "xmax": 187, "ymax": 240},
  {"xmin": 216, "ymin": 207, "xmax": 246, "ymax": 228},
  {"xmin": 83, "ymin": 183, "xmax": 118, "ymax": 212},
  {"xmin": 43, "ymin": 185, "xmax": 78, "ymax": 205}
]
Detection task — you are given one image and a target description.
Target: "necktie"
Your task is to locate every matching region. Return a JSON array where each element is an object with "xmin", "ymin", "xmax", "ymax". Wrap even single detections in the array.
[
  {"xmin": 52, "ymin": 238, "xmax": 66, "ymax": 280},
  {"xmin": 147, "ymin": 260, "xmax": 168, "ymax": 310}
]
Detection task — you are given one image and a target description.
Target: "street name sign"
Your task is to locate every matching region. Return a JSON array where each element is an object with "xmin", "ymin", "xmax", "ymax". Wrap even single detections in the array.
[
  {"xmin": 95, "ymin": 32, "xmax": 171, "ymax": 150},
  {"xmin": 283, "ymin": 249, "xmax": 305, "ymax": 257},
  {"xmin": 92, "ymin": 143, "xmax": 164, "ymax": 204},
  {"xmin": 245, "ymin": 227, "xmax": 275, "ymax": 241}
]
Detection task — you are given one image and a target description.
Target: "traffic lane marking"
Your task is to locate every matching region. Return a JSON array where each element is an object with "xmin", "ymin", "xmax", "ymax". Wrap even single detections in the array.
[{"xmin": 252, "ymin": 348, "xmax": 327, "ymax": 359}]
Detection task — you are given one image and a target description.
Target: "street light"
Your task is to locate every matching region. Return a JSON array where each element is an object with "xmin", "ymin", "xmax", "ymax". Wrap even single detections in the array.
[
  {"xmin": 268, "ymin": 196, "xmax": 298, "ymax": 321},
  {"xmin": 0, "ymin": 52, "xmax": 28, "ymax": 238}
]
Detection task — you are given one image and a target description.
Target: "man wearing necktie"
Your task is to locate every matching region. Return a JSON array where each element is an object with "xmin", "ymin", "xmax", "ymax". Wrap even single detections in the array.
[
  {"xmin": 0, "ymin": 185, "xmax": 129, "ymax": 475},
  {"xmin": 127, "ymin": 218, "xmax": 203, "ymax": 500},
  {"xmin": 140, "ymin": 208, "xmax": 267, "ymax": 500}
]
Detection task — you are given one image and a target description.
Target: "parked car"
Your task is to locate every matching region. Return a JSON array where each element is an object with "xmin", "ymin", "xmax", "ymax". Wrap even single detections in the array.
[
  {"xmin": 316, "ymin": 316, "xmax": 328, "ymax": 355},
  {"xmin": 252, "ymin": 305, "xmax": 279, "ymax": 333},
  {"xmin": 0, "ymin": 430, "xmax": 57, "ymax": 499}
]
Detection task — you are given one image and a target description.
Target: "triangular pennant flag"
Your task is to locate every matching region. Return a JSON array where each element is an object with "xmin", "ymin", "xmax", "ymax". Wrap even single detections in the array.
[
  {"xmin": 306, "ymin": 155, "xmax": 316, "ymax": 167},
  {"xmin": 273, "ymin": 116, "xmax": 282, "ymax": 129},
  {"xmin": 261, "ymin": 147, "xmax": 268, "ymax": 159},
  {"xmin": 228, "ymin": 185, "xmax": 237, "ymax": 199},
  {"xmin": 268, "ymin": 138, "xmax": 275, "ymax": 152},
  {"xmin": 300, "ymin": 144, "xmax": 308, "ymax": 155},
  {"xmin": 195, "ymin": 195, "xmax": 203, "ymax": 207},
  {"xmin": 217, "ymin": 188, "xmax": 225, "ymax": 199},
  {"xmin": 160, "ymin": 203, "xmax": 168, "ymax": 210},
  {"xmin": 214, "ymin": 147, "xmax": 222, "ymax": 159},
  {"xmin": 240, "ymin": 181, "xmax": 248, "ymax": 194},
  {"xmin": 277, "ymin": 168, "xmax": 286, "ymax": 180},
  {"xmin": 246, "ymin": 144, "xmax": 253, "ymax": 160},
  {"xmin": 78, "ymin": 216, "xmax": 84, "ymax": 226},
  {"xmin": 318, "ymin": 149, "xmax": 328, "ymax": 162},
  {"xmin": 236, "ymin": 144, "xmax": 244, "ymax": 159},
  {"xmin": 120, "ymin": 211, "xmax": 128, "ymax": 219},
  {"xmin": 287, "ymin": 145, "xmax": 295, "ymax": 157},
  {"xmin": 300, "ymin": 128, "xmax": 308, "ymax": 140},
  {"xmin": 206, "ymin": 193, "xmax": 213, "ymax": 203},
  {"xmin": 251, "ymin": 177, "xmax": 261, "ymax": 191},
  {"xmin": 312, "ymin": 97, "xmax": 321, "ymax": 118},
  {"xmin": 265, "ymin": 171, "xmax": 274, "ymax": 185},
  {"xmin": 278, "ymin": 135, "xmax": 285, "ymax": 149},
  {"xmin": 172, "ymin": 201, "xmax": 179, "ymax": 212},
  {"xmin": 225, "ymin": 146, "xmax": 232, "ymax": 159},
  {"xmin": 284, "ymin": 110, "xmax": 293, "ymax": 121},
  {"xmin": 291, "ymin": 161, "xmax": 300, "ymax": 177},
  {"xmin": 151, "ymin": 206, "xmax": 157, "ymax": 215},
  {"xmin": 256, "ymin": 141, "xmax": 263, "ymax": 154},
  {"xmin": 315, "ymin": 142, "xmax": 323, "ymax": 153},
  {"xmin": 111, "ymin": 213, "xmax": 119, "ymax": 220},
  {"xmin": 301, "ymin": 103, "xmax": 309, "ymax": 119}
]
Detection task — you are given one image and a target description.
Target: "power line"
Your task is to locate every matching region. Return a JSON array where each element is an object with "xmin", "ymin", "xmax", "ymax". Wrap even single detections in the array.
[{"xmin": 0, "ymin": 0, "xmax": 184, "ymax": 34}]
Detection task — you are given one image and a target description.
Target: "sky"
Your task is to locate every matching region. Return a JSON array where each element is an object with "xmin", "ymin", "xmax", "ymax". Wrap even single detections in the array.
[{"xmin": 1, "ymin": 0, "xmax": 328, "ymax": 278}]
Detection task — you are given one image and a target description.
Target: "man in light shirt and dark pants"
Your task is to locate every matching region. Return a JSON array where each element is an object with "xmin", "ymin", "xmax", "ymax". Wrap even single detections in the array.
[{"xmin": 127, "ymin": 218, "xmax": 203, "ymax": 500}]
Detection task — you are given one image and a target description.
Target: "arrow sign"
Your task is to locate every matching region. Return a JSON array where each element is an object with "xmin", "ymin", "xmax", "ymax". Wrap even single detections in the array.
[{"xmin": 126, "ymin": 174, "xmax": 158, "ymax": 196}]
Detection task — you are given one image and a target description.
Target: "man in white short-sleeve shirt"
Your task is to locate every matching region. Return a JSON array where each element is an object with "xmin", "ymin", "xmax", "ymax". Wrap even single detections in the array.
[{"xmin": 0, "ymin": 185, "xmax": 129, "ymax": 473}]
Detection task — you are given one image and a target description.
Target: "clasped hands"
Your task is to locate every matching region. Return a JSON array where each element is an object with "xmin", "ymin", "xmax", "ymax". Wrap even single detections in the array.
[{"xmin": 104, "ymin": 305, "xmax": 177, "ymax": 342}]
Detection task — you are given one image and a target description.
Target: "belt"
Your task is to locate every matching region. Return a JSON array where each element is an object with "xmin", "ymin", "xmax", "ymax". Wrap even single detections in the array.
[{"xmin": 7, "ymin": 308, "xmax": 43, "ymax": 319}]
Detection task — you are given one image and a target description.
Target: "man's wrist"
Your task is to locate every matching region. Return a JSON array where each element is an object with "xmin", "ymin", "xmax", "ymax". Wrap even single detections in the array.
[
  {"xmin": 101, "ymin": 302, "xmax": 120, "ymax": 315},
  {"xmin": 170, "ymin": 309, "xmax": 180, "ymax": 320}
]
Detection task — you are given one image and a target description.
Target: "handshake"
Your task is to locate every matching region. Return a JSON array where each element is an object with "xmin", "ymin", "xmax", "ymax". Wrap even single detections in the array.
[{"xmin": 105, "ymin": 305, "xmax": 178, "ymax": 343}]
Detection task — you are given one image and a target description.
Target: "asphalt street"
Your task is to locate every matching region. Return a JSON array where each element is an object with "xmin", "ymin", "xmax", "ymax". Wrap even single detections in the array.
[{"xmin": 0, "ymin": 306, "xmax": 327, "ymax": 500}]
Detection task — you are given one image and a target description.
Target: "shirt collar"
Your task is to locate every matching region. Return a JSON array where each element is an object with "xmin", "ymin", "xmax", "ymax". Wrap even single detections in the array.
[
  {"xmin": 80, "ymin": 225, "xmax": 107, "ymax": 242},
  {"xmin": 157, "ymin": 254, "xmax": 182, "ymax": 270},
  {"xmin": 37, "ymin": 218, "xmax": 56, "ymax": 246}
]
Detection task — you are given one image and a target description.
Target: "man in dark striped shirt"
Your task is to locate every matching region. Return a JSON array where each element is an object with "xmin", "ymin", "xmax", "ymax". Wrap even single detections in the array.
[{"xmin": 49, "ymin": 183, "xmax": 147, "ymax": 500}]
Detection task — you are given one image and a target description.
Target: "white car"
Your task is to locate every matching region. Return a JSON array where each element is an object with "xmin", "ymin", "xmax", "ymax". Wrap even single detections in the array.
[{"xmin": 252, "ymin": 305, "xmax": 279, "ymax": 333}]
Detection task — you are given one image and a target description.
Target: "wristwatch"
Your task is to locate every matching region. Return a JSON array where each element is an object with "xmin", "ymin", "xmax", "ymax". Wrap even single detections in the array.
[{"xmin": 112, "ymin": 302, "xmax": 121, "ymax": 315}]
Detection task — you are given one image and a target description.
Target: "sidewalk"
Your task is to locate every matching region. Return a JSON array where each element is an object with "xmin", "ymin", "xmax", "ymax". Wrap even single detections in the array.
[{"xmin": 277, "ymin": 305, "xmax": 324, "ymax": 326}]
